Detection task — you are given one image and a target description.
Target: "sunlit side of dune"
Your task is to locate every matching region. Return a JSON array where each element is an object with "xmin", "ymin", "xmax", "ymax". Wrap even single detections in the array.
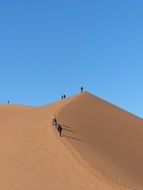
[{"xmin": 0, "ymin": 92, "xmax": 142, "ymax": 190}]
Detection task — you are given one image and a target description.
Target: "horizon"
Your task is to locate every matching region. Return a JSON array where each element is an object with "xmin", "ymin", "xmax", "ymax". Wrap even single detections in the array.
[
  {"xmin": 0, "ymin": 1, "xmax": 143, "ymax": 117},
  {"xmin": 0, "ymin": 90, "xmax": 142, "ymax": 119}
]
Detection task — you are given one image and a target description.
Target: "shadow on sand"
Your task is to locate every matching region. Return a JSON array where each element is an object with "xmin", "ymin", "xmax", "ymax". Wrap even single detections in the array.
[
  {"xmin": 61, "ymin": 125, "xmax": 72, "ymax": 129},
  {"xmin": 63, "ymin": 135, "xmax": 83, "ymax": 142},
  {"xmin": 63, "ymin": 128, "xmax": 75, "ymax": 133}
]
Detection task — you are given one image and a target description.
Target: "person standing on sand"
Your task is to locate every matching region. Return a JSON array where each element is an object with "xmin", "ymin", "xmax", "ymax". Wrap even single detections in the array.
[
  {"xmin": 52, "ymin": 115, "xmax": 57, "ymax": 127},
  {"xmin": 63, "ymin": 94, "xmax": 66, "ymax": 99},
  {"xmin": 80, "ymin": 86, "xmax": 83, "ymax": 92},
  {"xmin": 57, "ymin": 124, "xmax": 63, "ymax": 137}
]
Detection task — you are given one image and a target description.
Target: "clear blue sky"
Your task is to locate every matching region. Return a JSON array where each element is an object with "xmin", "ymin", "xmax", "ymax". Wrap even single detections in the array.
[{"xmin": 0, "ymin": 0, "xmax": 143, "ymax": 117}]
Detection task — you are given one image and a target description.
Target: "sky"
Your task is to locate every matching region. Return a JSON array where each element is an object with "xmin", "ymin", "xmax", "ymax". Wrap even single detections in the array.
[{"xmin": 0, "ymin": 0, "xmax": 143, "ymax": 117}]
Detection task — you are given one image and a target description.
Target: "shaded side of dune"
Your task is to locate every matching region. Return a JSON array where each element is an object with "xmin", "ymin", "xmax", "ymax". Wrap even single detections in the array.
[{"xmin": 57, "ymin": 92, "xmax": 143, "ymax": 189}]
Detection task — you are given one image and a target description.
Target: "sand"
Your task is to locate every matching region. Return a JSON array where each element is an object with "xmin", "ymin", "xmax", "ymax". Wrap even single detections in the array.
[{"xmin": 0, "ymin": 92, "xmax": 143, "ymax": 190}]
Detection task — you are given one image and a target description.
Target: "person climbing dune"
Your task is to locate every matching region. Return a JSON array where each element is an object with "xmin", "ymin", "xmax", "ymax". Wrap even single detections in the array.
[
  {"xmin": 52, "ymin": 115, "xmax": 57, "ymax": 127},
  {"xmin": 57, "ymin": 124, "xmax": 63, "ymax": 137}
]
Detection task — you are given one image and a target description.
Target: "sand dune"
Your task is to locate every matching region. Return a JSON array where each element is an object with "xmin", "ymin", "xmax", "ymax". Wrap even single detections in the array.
[{"xmin": 0, "ymin": 92, "xmax": 143, "ymax": 190}]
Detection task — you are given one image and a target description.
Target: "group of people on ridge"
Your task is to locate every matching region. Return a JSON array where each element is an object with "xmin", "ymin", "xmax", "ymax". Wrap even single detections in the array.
[
  {"xmin": 52, "ymin": 87, "xmax": 84, "ymax": 136},
  {"xmin": 61, "ymin": 95, "xmax": 66, "ymax": 100},
  {"xmin": 60, "ymin": 87, "xmax": 84, "ymax": 100},
  {"xmin": 52, "ymin": 115, "xmax": 63, "ymax": 137}
]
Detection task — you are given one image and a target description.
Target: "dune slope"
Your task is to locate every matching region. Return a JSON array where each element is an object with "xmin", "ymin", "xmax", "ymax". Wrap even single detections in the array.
[
  {"xmin": 57, "ymin": 92, "xmax": 143, "ymax": 189},
  {"xmin": 0, "ymin": 92, "xmax": 143, "ymax": 190}
]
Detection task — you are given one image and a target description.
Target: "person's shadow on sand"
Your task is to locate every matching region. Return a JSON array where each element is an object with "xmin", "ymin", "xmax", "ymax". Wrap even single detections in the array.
[
  {"xmin": 61, "ymin": 125, "xmax": 72, "ymax": 129},
  {"xmin": 59, "ymin": 124, "xmax": 83, "ymax": 142},
  {"xmin": 59, "ymin": 124, "xmax": 75, "ymax": 133},
  {"xmin": 62, "ymin": 128, "xmax": 75, "ymax": 133},
  {"xmin": 63, "ymin": 135, "xmax": 83, "ymax": 142}
]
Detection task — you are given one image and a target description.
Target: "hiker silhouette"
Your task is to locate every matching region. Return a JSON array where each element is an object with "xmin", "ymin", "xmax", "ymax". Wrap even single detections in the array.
[
  {"xmin": 80, "ymin": 86, "xmax": 83, "ymax": 92},
  {"xmin": 57, "ymin": 124, "xmax": 63, "ymax": 137}
]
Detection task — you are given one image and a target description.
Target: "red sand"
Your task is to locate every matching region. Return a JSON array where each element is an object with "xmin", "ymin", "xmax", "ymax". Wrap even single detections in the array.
[{"xmin": 0, "ymin": 92, "xmax": 142, "ymax": 190}]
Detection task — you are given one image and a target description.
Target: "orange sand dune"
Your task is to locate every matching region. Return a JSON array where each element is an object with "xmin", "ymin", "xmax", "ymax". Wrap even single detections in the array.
[{"xmin": 0, "ymin": 92, "xmax": 143, "ymax": 190}]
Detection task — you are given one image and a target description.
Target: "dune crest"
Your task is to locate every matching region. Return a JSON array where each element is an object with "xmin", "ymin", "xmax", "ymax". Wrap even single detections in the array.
[{"xmin": 0, "ymin": 92, "xmax": 142, "ymax": 190}]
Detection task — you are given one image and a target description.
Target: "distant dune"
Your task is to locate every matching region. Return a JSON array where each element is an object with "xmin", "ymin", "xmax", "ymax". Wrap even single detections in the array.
[{"xmin": 0, "ymin": 92, "xmax": 143, "ymax": 190}]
